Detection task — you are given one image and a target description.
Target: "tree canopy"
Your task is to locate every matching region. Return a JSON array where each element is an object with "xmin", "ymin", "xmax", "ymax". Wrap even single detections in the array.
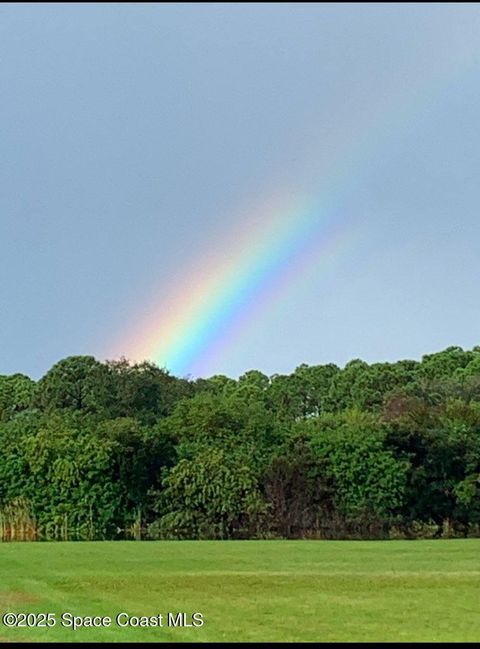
[{"xmin": 1, "ymin": 345, "xmax": 479, "ymax": 540}]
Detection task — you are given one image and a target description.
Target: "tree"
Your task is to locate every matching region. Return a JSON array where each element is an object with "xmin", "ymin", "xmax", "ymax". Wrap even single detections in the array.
[
  {"xmin": 0, "ymin": 374, "xmax": 35, "ymax": 420},
  {"xmin": 102, "ymin": 359, "xmax": 192, "ymax": 423},
  {"xmin": 307, "ymin": 411, "xmax": 408, "ymax": 524},
  {"xmin": 33, "ymin": 356, "xmax": 108, "ymax": 413},
  {"xmin": 156, "ymin": 448, "xmax": 266, "ymax": 539}
]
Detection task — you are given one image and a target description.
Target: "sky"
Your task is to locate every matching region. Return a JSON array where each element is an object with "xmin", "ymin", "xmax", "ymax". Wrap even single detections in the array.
[{"xmin": 1, "ymin": 3, "xmax": 480, "ymax": 380}]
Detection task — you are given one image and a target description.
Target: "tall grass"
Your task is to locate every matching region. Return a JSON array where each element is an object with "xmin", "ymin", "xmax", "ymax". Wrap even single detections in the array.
[{"xmin": 0, "ymin": 497, "xmax": 37, "ymax": 541}]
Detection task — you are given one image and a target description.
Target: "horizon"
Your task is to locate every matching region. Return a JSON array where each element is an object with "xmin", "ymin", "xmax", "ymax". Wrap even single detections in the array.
[{"xmin": 5, "ymin": 341, "xmax": 479, "ymax": 382}]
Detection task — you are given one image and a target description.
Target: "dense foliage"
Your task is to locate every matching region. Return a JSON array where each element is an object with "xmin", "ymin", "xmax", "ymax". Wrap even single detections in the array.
[{"xmin": 1, "ymin": 347, "xmax": 479, "ymax": 540}]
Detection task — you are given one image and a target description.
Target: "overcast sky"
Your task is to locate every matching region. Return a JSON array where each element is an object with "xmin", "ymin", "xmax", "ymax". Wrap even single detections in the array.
[{"xmin": 1, "ymin": 3, "xmax": 480, "ymax": 379}]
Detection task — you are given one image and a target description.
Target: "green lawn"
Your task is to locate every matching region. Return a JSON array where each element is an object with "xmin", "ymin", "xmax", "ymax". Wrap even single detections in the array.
[{"xmin": 0, "ymin": 539, "xmax": 479, "ymax": 642}]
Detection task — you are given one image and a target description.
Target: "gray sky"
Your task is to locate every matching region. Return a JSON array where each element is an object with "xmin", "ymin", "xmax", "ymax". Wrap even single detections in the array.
[{"xmin": 1, "ymin": 3, "xmax": 480, "ymax": 379}]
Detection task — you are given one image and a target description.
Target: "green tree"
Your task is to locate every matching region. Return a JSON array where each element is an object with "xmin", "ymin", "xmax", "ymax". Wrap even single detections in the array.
[
  {"xmin": 33, "ymin": 356, "xmax": 108, "ymax": 413},
  {"xmin": 0, "ymin": 374, "xmax": 35, "ymax": 420},
  {"xmin": 156, "ymin": 448, "xmax": 266, "ymax": 539},
  {"xmin": 307, "ymin": 411, "xmax": 408, "ymax": 523}
]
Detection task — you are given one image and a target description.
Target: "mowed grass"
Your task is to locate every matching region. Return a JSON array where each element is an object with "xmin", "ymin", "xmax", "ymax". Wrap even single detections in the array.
[{"xmin": 0, "ymin": 539, "xmax": 479, "ymax": 642}]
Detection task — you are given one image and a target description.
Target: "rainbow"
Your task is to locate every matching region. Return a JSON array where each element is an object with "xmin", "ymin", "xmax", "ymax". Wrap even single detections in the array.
[
  {"xmin": 109, "ymin": 37, "xmax": 478, "ymax": 377},
  {"xmin": 115, "ymin": 190, "xmax": 359, "ymax": 377}
]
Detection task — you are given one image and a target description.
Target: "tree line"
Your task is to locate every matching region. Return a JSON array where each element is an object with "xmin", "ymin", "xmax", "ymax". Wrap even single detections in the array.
[{"xmin": 0, "ymin": 345, "xmax": 479, "ymax": 541}]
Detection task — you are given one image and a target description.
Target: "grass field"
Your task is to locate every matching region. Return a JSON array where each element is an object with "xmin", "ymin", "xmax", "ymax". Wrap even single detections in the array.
[{"xmin": 0, "ymin": 539, "xmax": 479, "ymax": 643}]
